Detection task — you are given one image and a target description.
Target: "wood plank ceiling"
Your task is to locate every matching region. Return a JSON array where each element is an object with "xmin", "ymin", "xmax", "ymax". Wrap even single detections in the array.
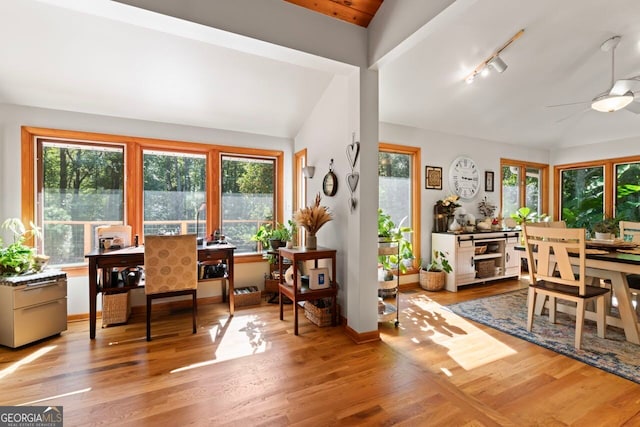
[{"xmin": 284, "ymin": 0, "xmax": 383, "ymax": 27}]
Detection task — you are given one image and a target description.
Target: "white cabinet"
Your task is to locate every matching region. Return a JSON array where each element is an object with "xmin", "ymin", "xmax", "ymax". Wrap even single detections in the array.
[
  {"xmin": 432, "ymin": 231, "xmax": 521, "ymax": 292},
  {"xmin": 0, "ymin": 271, "xmax": 67, "ymax": 348}
]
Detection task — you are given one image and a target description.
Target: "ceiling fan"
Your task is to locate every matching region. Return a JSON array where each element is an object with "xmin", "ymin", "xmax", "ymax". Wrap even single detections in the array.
[{"xmin": 549, "ymin": 35, "xmax": 640, "ymax": 115}]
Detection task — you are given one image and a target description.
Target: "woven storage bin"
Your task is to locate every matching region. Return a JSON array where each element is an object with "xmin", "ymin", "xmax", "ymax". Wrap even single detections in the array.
[
  {"xmin": 234, "ymin": 286, "xmax": 261, "ymax": 307},
  {"xmin": 102, "ymin": 291, "xmax": 130, "ymax": 327},
  {"xmin": 476, "ymin": 259, "xmax": 495, "ymax": 278},
  {"xmin": 419, "ymin": 270, "xmax": 445, "ymax": 291},
  {"xmin": 474, "ymin": 245, "xmax": 487, "ymax": 255},
  {"xmin": 304, "ymin": 299, "xmax": 333, "ymax": 327}
]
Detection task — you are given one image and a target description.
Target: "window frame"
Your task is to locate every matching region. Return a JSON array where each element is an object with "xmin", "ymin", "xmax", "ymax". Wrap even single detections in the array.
[
  {"xmin": 378, "ymin": 142, "xmax": 421, "ymax": 274},
  {"xmin": 22, "ymin": 126, "xmax": 284, "ymax": 276},
  {"xmin": 500, "ymin": 158, "xmax": 549, "ymax": 218},
  {"xmin": 554, "ymin": 155, "xmax": 640, "ymax": 220}
]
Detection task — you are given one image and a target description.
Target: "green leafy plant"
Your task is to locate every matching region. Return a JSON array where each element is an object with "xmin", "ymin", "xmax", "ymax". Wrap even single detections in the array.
[
  {"xmin": 510, "ymin": 207, "xmax": 547, "ymax": 226},
  {"xmin": 0, "ymin": 218, "xmax": 42, "ymax": 276},
  {"xmin": 377, "ymin": 209, "xmax": 414, "ymax": 273},
  {"xmin": 421, "ymin": 250, "xmax": 452, "ymax": 274},
  {"xmin": 593, "ymin": 217, "xmax": 619, "ymax": 235}
]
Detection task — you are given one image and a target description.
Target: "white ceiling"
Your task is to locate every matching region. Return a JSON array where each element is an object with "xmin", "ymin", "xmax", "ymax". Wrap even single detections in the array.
[{"xmin": 3, "ymin": 0, "xmax": 640, "ymax": 149}]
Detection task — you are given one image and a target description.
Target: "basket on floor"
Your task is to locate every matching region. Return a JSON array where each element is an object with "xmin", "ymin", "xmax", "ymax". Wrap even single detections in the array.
[
  {"xmin": 419, "ymin": 270, "xmax": 445, "ymax": 291},
  {"xmin": 304, "ymin": 299, "xmax": 333, "ymax": 327},
  {"xmin": 102, "ymin": 291, "xmax": 131, "ymax": 327},
  {"xmin": 234, "ymin": 286, "xmax": 261, "ymax": 307}
]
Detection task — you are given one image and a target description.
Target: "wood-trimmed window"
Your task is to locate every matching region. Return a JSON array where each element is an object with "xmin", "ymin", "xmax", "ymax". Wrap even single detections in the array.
[
  {"xmin": 500, "ymin": 159, "xmax": 549, "ymax": 219},
  {"xmin": 21, "ymin": 127, "xmax": 284, "ymax": 274},
  {"xmin": 378, "ymin": 142, "xmax": 421, "ymax": 273},
  {"xmin": 555, "ymin": 155, "xmax": 640, "ymax": 226}
]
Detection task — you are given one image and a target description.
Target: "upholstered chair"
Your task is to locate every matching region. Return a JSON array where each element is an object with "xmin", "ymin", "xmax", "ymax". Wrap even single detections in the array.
[{"xmin": 144, "ymin": 234, "xmax": 198, "ymax": 341}]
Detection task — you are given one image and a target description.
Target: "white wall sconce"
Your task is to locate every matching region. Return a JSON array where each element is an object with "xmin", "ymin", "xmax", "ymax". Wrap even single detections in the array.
[{"xmin": 302, "ymin": 165, "xmax": 315, "ymax": 179}]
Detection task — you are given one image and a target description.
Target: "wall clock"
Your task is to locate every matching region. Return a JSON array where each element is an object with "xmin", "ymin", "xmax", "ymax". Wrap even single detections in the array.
[
  {"xmin": 448, "ymin": 156, "xmax": 480, "ymax": 200},
  {"xmin": 323, "ymin": 159, "xmax": 338, "ymax": 197}
]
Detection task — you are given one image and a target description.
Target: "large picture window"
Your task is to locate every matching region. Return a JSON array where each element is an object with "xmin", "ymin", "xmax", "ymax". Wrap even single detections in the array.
[
  {"xmin": 378, "ymin": 143, "xmax": 421, "ymax": 272},
  {"xmin": 24, "ymin": 127, "xmax": 283, "ymax": 271}
]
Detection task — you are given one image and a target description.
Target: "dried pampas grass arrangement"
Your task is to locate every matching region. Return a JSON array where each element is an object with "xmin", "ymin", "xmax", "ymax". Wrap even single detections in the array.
[{"xmin": 294, "ymin": 193, "xmax": 333, "ymax": 236}]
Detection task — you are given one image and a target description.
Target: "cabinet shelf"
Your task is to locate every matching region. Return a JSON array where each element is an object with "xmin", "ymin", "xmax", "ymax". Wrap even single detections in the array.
[{"xmin": 474, "ymin": 253, "xmax": 502, "ymax": 260}]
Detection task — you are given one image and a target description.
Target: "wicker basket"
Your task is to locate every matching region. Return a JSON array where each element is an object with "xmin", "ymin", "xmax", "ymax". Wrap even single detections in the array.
[
  {"xmin": 102, "ymin": 291, "xmax": 131, "ymax": 327},
  {"xmin": 304, "ymin": 299, "xmax": 333, "ymax": 327},
  {"xmin": 234, "ymin": 286, "xmax": 261, "ymax": 307},
  {"xmin": 474, "ymin": 245, "xmax": 487, "ymax": 255},
  {"xmin": 419, "ymin": 269, "xmax": 445, "ymax": 291},
  {"xmin": 476, "ymin": 259, "xmax": 495, "ymax": 278}
]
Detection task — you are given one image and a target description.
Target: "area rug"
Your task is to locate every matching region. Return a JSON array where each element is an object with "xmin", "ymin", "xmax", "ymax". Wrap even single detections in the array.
[{"xmin": 446, "ymin": 289, "xmax": 640, "ymax": 384}]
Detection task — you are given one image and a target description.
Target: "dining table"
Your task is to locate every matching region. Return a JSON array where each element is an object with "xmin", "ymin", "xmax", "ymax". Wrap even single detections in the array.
[{"xmin": 517, "ymin": 239, "xmax": 640, "ymax": 345}]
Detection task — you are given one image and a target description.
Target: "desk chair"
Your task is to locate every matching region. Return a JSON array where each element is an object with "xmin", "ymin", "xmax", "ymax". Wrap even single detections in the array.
[
  {"xmin": 523, "ymin": 225, "xmax": 609, "ymax": 349},
  {"xmin": 619, "ymin": 221, "xmax": 640, "ymax": 315},
  {"xmin": 144, "ymin": 234, "xmax": 198, "ymax": 341}
]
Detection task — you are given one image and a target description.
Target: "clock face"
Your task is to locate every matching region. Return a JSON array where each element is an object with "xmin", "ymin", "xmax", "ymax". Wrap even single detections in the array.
[
  {"xmin": 323, "ymin": 171, "xmax": 338, "ymax": 197},
  {"xmin": 449, "ymin": 156, "xmax": 480, "ymax": 200}
]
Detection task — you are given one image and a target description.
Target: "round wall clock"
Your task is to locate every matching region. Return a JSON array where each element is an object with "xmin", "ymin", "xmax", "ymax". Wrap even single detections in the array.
[
  {"xmin": 448, "ymin": 156, "xmax": 480, "ymax": 200},
  {"xmin": 323, "ymin": 170, "xmax": 338, "ymax": 197}
]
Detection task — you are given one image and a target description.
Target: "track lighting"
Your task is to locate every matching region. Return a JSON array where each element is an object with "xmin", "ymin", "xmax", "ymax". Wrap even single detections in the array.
[{"xmin": 464, "ymin": 29, "xmax": 524, "ymax": 84}]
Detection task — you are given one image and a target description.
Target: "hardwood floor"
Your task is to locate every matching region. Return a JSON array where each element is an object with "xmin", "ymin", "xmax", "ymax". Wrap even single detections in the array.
[{"xmin": 1, "ymin": 278, "xmax": 639, "ymax": 426}]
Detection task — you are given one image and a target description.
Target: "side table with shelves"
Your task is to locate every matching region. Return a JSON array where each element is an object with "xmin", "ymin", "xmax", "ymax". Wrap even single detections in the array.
[
  {"xmin": 378, "ymin": 242, "xmax": 400, "ymax": 327},
  {"xmin": 277, "ymin": 247, "xmax": 338, "ymax": 335}
]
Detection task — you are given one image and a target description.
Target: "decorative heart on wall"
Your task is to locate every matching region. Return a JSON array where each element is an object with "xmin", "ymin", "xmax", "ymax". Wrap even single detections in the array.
[
  {"xmin": 346, "ymin": 141, "xmax": 360, "ymax": 169},
  {"xmin": 347, "ymin": 173, "xmax": 359, "ymax": 192}
]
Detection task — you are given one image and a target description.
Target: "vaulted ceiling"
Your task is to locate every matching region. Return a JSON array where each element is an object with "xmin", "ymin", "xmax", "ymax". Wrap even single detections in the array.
[
  {"xmin": 284, "ymin": 0, "xmax": 383, "ymax": 27},
  {"xmin": 3, "ymin": 0, "xmax": 640, "ymax": 150}
]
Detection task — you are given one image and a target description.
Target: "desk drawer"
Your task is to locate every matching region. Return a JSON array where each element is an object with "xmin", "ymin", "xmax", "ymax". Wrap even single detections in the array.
[
  {"xmin": 13, "ymin": 298, "xmax": 67, "ymax": 347},
  {"xmin": 13, "ymin": 279, "xmax": 67, "ymax": 309}
]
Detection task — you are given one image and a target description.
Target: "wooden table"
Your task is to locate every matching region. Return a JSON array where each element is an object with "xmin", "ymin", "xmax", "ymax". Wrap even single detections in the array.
[
  {"xmin": 85, "ymin": 243, "xmax": 235, "ymax": 339},
  {"xmin": 519, "ymin": 246, "xmax": 640, "ymax": 344},
  {"xmin": 277, "ymin": 247, "xmax": 337, "ymax": 335}
]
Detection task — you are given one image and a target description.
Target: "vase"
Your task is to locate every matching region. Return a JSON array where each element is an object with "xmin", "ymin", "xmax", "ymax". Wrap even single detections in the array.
[
  {"xmin": 449, "ymin": 218, "xmax": 462, "ymax": 232},
  {"xmin": 305, "ymin": 234, "xmax": 317, "ymax": 250}
]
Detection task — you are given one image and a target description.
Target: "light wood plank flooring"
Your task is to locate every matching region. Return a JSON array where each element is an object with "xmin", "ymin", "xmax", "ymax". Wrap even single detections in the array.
[{"xmin": 1, "ymin": 278, "xmax": 639, "ymax": 426}]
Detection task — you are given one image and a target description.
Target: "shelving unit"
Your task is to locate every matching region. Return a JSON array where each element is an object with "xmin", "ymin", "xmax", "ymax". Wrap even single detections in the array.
[
  {"xmin": 378, "ymin": 242, "xmax": 399, "ymax": 327},
  {"xmin": 432, "ymin": 231, "xmax": 520, "ymax": 292}
]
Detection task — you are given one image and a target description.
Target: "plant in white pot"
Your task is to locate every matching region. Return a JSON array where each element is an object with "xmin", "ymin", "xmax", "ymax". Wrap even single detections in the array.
[
  {"xmin": 419, "ymin": 250, "xmax": 452, "ymax": 291},
  {"xmin": 593, "ymin": 217, "xmax": 619, "ymax": 240}
]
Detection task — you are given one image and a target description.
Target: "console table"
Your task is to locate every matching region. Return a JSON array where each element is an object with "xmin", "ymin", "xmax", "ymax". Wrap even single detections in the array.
[
  {"xmin": 278, "ymin": 246, "xmax": 338, "ymax": 335},
  {"xmin": 85, "ymin": 243, "xmax": 235, "ymax": 339}
]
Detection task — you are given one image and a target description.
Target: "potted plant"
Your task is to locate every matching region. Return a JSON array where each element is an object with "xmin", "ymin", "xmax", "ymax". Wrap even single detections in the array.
[
  {"xmin": 593, "ymin": 217, "xmax": 619, "ymax": 240},
  {"xmin": 0, "ymin": 218, "xmax": 43, "ymax": 276},
  {"xmin": 377, "ymin": 209, "xmax": 414, "ymax": 273},
  {"xmin": 419, "ymin": 250, "xmax": 452, "ymax": 291}
]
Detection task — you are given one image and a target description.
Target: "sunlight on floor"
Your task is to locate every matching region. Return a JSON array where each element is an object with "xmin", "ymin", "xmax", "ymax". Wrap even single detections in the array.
[
  {"xmin": 20, "ymin": 387, "xmax": 92, "ymax": 406},
  {"xmin": 406, "ymin": 295, "xmax": 517, "ymax": 371},
  {"xmin": 171, "ymin": 313, "xmax": 268, "ymax": 374},
  {"xmin": 0, "ymin": 345, "xmax": 56, "ymax": 380}
]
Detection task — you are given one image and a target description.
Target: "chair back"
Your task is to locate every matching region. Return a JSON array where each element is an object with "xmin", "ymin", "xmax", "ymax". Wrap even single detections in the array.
[
  {"xmin": 525, "ymin": 220, "xmax": 566, "ymax": 228},
  {"xmin": 144, "ymin": 234, "xmax": 198, "ymax": 295},
  {"xmin": 523, "ymin": 224, "xmax": 587, "ymax": 295},
  {"xmin": 619, "ymin": 220, "xmax": 640, "ymax": 243}
]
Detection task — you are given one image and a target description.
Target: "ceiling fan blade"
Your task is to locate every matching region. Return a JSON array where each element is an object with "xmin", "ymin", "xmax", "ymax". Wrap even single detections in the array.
[
  {"xmin": 609, "ymin": 79, "xmax": 640, "ymax": 96},
  {"xmin": 625, "ymin": 100, "xmax": 640, "ymax": 114},
  {"xmin": 546, "ymin": 101, "xmax": 589, "ymax": 108},
  {"xmin": 556, "ymin": 107, "xmax": 591, "ymax": 123}
]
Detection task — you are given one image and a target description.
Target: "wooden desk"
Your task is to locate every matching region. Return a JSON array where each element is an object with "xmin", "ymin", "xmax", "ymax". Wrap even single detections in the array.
[
  {"xmin": 518, "ymin": 246, "xmax": 640, "ymax": 344},
  {"xmin": 85, "ymin": 243, "xmax": 235, "ymax": 339},
  {"xmin": 277, "ymin": 247, "xmax": 337, "ymax": 335}
]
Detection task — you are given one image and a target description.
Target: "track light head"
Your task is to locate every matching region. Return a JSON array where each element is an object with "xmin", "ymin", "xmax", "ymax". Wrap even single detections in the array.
[{"xmin": 488, "ymin": 55, "xmax": 508, "ymax": 73}]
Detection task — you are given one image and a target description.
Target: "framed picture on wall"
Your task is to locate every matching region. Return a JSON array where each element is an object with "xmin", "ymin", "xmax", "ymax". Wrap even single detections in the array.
[
  {"xmin": 425, "ymin": 166, "xmax": 442, "ymax": 190},
  {"xmin": 485, "ymin": 171, "xmax": 494, "ymax": 192}
]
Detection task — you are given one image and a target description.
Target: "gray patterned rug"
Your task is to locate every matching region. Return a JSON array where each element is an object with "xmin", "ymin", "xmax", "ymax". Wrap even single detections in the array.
[{"xmin": 446, "ymin": 289, "xmax": 640, "ymax": 384}]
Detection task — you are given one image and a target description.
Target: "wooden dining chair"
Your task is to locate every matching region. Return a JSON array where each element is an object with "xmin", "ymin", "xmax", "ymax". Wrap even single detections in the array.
[
  {"xmin": 144, "ymin": 234, "xmax": 198, "ymax": 341},
  {"xmin": 618, "ymin": 221, "xmax": 640, "ymax": 315},
  {"xmin": 522, "ymin": 225, "xmax": 610, "ymax": 349}
]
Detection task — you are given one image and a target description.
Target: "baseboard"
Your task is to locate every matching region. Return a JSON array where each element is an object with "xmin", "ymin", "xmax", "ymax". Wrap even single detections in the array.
[{"xmin": 344, "ymin": 325, "xmax": 380, "ymax": 344}]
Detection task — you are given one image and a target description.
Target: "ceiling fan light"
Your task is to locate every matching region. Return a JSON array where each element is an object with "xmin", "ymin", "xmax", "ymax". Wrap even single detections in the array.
[
  {"xmin": 591, "ymin": 93, "xmax": 634, "ymax": 112},
  {"xmin": 488, "ymin": 55, "xmax": 508, "ymax": 73}
]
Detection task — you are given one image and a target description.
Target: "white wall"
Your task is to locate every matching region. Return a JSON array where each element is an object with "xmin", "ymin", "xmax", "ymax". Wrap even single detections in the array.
[
  {"xmin": 551, "ymin": 136, "xmax": 640, "ymax": 165},
  {"xmin": 0, "ymin": 103, "xmax": 292, "ymax": 314},
  {"xmin": 380, "ymin": 122, "xmax": 550, "ymax": 259}
]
